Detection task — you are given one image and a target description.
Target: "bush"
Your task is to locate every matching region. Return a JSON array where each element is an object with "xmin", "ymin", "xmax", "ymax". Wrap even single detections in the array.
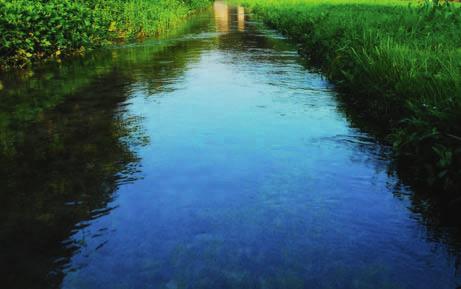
[
  {"xmin": 0, "ymin": 0, "xmax": 212, "ymax": 68},
  {"xmin": 0, "ymin": 0, "xmax": 111, "ymax": 67}
]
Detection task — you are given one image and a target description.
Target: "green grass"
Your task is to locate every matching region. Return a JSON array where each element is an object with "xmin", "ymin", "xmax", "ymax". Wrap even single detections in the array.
[
  {"xmin": 232, "ymin": 0, "xmax": 461, "ymax": 196},
  {"xmin": 0, "ymin": 0, "xmax": 212, "ymax": 68}
]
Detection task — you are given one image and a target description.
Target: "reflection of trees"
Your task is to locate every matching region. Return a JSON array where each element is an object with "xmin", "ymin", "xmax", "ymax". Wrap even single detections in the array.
[
  {"xmin": 0, "ymin": 13, "xmax": 210, "ymax": 156},
  {"xmin": 0, "ymin": 14, "xmax": 213, "ymax": 289},
  {"xmin": 0, "ymin": 72, "xmax": 143, "ymax": 289}
]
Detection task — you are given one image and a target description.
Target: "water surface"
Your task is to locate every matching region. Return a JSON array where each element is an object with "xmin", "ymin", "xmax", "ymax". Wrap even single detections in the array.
[{"xmin": 1, "ymin": 2, "xmax": 461, "ymax": 289}]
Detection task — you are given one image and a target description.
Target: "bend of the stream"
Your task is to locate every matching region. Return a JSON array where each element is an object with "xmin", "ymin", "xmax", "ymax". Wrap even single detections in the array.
[{"xmin": 1, "ymin": 2, "xmax": 460, "ymax": 289}]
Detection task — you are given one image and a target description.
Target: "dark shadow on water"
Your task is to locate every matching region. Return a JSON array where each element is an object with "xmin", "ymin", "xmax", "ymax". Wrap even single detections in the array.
[
  {"xmin": 0, "ymin": 72, "xmax": 142, "ymax": 288},
  {"xmin": 334, "ymin": 83, "xmax": 461, "ymax": 270},
  {"xmin": 0, "ymin": 14, "xmax": 214, "ymax": 289}
]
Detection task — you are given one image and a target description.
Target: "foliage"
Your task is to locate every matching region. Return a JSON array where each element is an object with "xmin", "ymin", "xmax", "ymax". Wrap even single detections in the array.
[
  {"xmin": 0, "ymin": 0, "xmax": 212, "ymax": 68},
  {"xmin": 232, "ymin": 0, "xmax": 461, "ymax": 195}
]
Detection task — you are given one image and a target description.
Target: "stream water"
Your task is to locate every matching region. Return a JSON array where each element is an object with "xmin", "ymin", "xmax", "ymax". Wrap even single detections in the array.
[{"xmin": 1, "ymin": 2, "xmax": 460, "ymax": 289}]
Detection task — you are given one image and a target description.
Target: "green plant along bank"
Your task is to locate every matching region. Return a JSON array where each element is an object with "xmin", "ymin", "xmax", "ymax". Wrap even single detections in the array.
[
  {"xmin": 0, "ymin": 0, "xmax": 212, "ymax": 68},
  {"xmin": 232, "ymin": 0, "xmax": 461, "ymax": 200}
]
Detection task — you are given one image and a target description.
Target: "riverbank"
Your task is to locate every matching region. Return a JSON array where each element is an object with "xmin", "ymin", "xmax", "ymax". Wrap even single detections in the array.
[
  {"xmin": 233, "ymin": 0, "xmax": 461, "ymax": 199},
  {"xmin": 0, "ymin": 0, "xmax": 211, "ymax": 69}
]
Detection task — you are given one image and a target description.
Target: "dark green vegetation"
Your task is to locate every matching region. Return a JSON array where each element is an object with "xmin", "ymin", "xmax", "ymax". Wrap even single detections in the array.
[
  {"xmin": 234, "ymin": 0, "xmax": 461, "ymax": 199},
  {"xmin": 0, "ymin": 0, "xmax": 211, "ymax": 68}
]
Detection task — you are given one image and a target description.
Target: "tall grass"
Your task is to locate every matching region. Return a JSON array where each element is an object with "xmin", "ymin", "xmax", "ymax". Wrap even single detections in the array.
[
  {"xmin": 0, "ymin": 0, "xmax": 212, "ymax": 68},
  {"xmin": 233, "ymin": 0, "xmax": 461, "ymax": 196}
]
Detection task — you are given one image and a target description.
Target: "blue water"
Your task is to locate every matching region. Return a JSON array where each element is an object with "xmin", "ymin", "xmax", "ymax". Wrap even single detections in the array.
[{"xmin": 1, "ymin": 2, "xmax": 460, "ymax": 289}]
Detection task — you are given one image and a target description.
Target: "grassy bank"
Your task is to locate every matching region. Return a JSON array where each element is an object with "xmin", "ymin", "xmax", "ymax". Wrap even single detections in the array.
[
  {"xmin": 0, "ymin": 0, "xmax": 211, "ymax": 68},
  {"xmin": 233, "ymin": 0, "xmax": 461, "ymax": 198}
]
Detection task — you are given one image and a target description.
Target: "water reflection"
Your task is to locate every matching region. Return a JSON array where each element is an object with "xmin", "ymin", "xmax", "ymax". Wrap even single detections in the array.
[
  {"xmin": 1, "ymin": 2, "xmax": 461, "ymax": 289},
  {"xmin": 238, "ymin": 7, "xmax": 245, "ymax": 32},
  {"xmin": 0, "ymin": 72, "xmax": 142, "ymax": 288},
  {"xmin": 0, "ymin": 16, "xmax": 212, "ymax": 289},
  {"xmin": 214, "ymin": 1, "xmax": 245, "ymax": 33},
  {"xmin": 214, "ymin": 1, "xmax": 229, "ymax": 32},
  {"xmin": 336, "ymin": 93, "xmax": 461, "ymax": 258}
]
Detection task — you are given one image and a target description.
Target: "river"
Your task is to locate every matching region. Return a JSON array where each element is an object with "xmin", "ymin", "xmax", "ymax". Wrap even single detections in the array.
[{"xmin": 0, "ymin": 2, "xmax": 460, "ymax": 289}]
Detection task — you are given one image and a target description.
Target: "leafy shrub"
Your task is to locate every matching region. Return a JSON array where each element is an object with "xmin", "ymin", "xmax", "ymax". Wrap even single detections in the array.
[
  {"xmin": 0, "ymin": 0, "xmax": 112, "ymax": 67},
  {"xmin": 0, "ymin": 0, "xmax": 212, "ymax": 68}
]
